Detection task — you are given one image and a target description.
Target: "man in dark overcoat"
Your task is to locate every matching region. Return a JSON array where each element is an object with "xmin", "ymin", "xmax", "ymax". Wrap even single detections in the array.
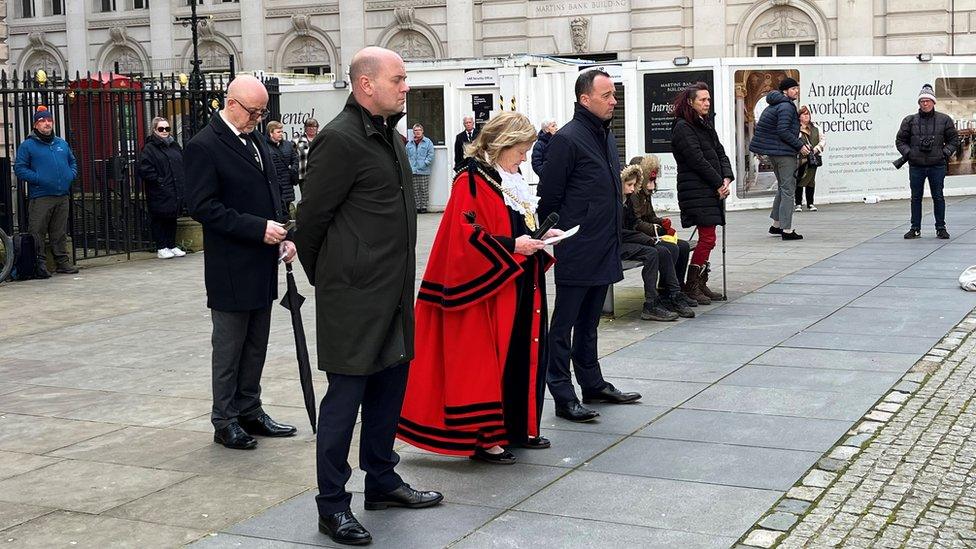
[
  {"xmin": 295, "ymin": 46, "xmax": 443, "ymax": 546},
  {"xmin": 538, "ymin": 69, "xmax": 642, "ymax": 423},
  {"xmin": 452, "ymin": 115, "xmax": 478, "ymax": 170},
  {"xmin": 186, "ymin": 75, "xmax": 298, "ymax": 450}
]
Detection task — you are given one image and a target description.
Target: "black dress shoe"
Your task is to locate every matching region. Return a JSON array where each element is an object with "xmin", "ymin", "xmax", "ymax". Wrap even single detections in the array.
[
  {"xmin": 239, "ymin": 413, "xmax": 297, "ymax": 437},
  {"xmin": 769, "ymin": 226, "xmax": 783, "ymax": 235},
  {"xmin": 214, "ymin": 423, "xmax": 257, "ymax": 450},
  {"xmin": 582, "ymin": 383, "xmax": 642, "ymax": 405},
  {"xmin": 521, "ymin": 436, "xmax": 551, "ymax": 449},
  {"xmin": 470, "ymin": 448, "xmax": 517, "ymax": 465},
  {"xmin": 554, "ymin": 400, "xmax": 600, "ymax": 422},
  {"xmin": 318, "ymin": 510, "xmax": 372, "ymax": 546},
  {"xmin": 364, "ymin": 483, "xmax": 444, "ymax": 510}
]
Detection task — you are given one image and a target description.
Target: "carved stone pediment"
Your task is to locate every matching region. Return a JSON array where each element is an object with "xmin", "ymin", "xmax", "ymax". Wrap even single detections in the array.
[
  {"xmin": 388, "ymin": 30, "xmax": 434, "ymax": 59},
  {"xmin": 285, "ymin": 37, "xmax": 330, "ymax": 65},
  {"xmin": 751, "ymin": 7, "xmax": 816, "ymax": 41}
]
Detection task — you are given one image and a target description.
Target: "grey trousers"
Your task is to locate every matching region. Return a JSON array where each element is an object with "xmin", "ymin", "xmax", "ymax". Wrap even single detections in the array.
[
  {"xmin": 413, "ymin": 174, "xmax": 430, "ymax": 212},
  {"xmin": 768, "ymin": 155, "xmax": 798, "ymax": 231},
  {"xmin": 28, "ymin": 195, "xmax": 72, "ymax": 268},
  {"xmin": 210, "ymin": 306, "xmax": 271, "ymax": 429}
]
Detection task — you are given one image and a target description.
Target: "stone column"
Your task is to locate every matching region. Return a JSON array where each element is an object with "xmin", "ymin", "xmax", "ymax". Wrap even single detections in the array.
[
  {"xmin": 447, "ymin": 0, "xmax": 475, "ymax": 58},
  {"xmin": 65, "ymin": 1, "xmax": 88, "ymax": 74},
  {"xmin": 837, "ymin": 0, "xmax": 874, "ymax": 55},
  {"xmin": 240, "ymin": 0, "xmax": 267, "ymax": 71},
  {"xmin": 693, "ymin": 0, "xmax": 726, "ymax": 58},
  {"xmin": 338, "ymin": 0, "xmax": 366, "ymax": 79},
  {"xmin": 149, "ymin": 0, "xmax": 174, "ymax": 73}
]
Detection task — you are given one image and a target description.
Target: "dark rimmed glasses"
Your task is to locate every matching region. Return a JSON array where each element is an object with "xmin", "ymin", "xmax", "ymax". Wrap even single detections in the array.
[{"xmin": 229, "ymin": 98, "xmax": 271, "ymax": 120}]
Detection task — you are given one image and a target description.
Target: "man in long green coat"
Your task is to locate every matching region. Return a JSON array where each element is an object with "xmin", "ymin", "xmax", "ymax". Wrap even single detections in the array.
[{"xmin": 295, "ymin": 46, "xmax": 443, "ymax": 546}]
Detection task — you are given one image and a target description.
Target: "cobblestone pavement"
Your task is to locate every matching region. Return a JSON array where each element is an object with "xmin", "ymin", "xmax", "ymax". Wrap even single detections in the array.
[{"xmin": 742, "ymin": 314, "xmax": 976, "ymax": 549}]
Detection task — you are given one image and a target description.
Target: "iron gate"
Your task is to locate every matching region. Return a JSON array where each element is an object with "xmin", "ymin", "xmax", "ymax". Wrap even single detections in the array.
[{"xmin": 0, "ymin": 68, "xmax": 280, "ymax": 261}]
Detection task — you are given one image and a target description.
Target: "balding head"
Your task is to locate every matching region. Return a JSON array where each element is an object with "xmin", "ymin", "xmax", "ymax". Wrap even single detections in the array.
[
  {"xmin": 349, "ymin": 47, "xmax": 409, "ymax": 118},
  {"xmin": 225, "ymin": 74, "xmax": 269, "ymax": 133}
]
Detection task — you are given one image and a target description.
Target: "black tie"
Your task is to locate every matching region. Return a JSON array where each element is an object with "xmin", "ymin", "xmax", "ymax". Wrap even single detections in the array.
[
  {"xmin": 467, "ymin": 132, "xmax": 472, "ymax": 141},
  {"xmin": 241, "ymin": 133, "xmax": 262, "ymax": 168}
]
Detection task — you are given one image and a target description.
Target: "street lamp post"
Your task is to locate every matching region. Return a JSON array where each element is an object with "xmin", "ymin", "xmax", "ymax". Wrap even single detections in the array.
[{"xmin": 176, "ymin": 2, "xmax": 207, "ymax": 134}]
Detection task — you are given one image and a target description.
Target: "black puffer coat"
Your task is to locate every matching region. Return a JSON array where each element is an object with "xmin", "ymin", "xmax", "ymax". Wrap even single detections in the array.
[
  {"xmin": 266, "ymin": 135, "xmax": 297, "ymax": 207},
  {"xmin": 138, "ymin": 134, "xmax": 185, "ymax": 217},
  {"xmin": 895, "ymin": 109, "xmax": 959, "ymax": 168},
  {"xmin": 671, "ymin": 116, "xmax": 733, "ymax": 228}
]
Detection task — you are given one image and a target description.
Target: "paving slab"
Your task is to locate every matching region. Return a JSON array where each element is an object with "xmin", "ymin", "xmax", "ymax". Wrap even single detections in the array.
[
  {"xmin": 224, "ymin": 491, "xmax": 498, "ymax": 548},
  {"xmin": 651, "ymin": 325, "xmax": 800, "ymax": 346},
  {"xmin": 748, "ymin": 347, "xmax": 919, "ymax": 372},
  {"xmin": 781, "ymin": 331, "xmax": 940, "ymax": 354},
  {"xmin": 0, "ymin": 450, "xmax": 61, "ymax": 481},
  {"xmin": 0, "ymin": 413, "xmax": 121, "ymax": 454},
  {"xmin": 682, "ymin": 385, "xmax": 881, "ymax": 421},
  {"xmin": 718, "ymin": 364, "xmax": 904, "ymax": 394},
  {"xmin": 0, "ymin": 510, "xmax": 204, "ymax": 549},
  {"xmin": 538, "ymin": 403, "xmax": 670, "ymax": 435},
  {"xmin": 752, "ymin": 283, "xmax": 873, "ymax": 297},
  {"xmin": 47, "ymin": 426, "xmax": 215, "ymax": 467},
  {"xmin": 805, "ymin": 307, "xmax": 960, "ymax": 337},
  {"xmin": 453, "ymin": 511, "xmax": 736, "ymax": 548},
  {"xmin": 0, "ymin": 503, "xmax": 53, "ymax": 531},
  {"xmin": 515, "ymin": 470, "xmax": 780, "ymax": 538},
  {"xmin": 613, "ymin": 340, "xmax": 770, "ymax": 364},
  {"xmin": 158, "ymin": 437, "xmax": 318, "ymax": 487},
  {"xmin": 584, "ymin": 437, "xmax": 818, "ymax": 490},
  {"xmin": 637, "ymin": 409, "xmax": 851, "ymax": 453},
  {"xmin": 599, "ymin": 356, "xmax": 742, "ymax": 383},
  {"xmin": 190, "ymin": 534, "xmax": 320, "ymax": 548}
]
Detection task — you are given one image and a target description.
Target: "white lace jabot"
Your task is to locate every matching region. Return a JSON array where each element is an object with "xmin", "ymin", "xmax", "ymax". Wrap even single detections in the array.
[{"xmin": 493, "ymin": 165, "xmax": 539, "ymax": 216}]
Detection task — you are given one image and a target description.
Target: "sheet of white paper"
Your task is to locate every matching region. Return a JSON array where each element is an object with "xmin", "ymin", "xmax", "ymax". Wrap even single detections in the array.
[{"xmin": 543, "ymin": 225, "xmax": 580, "ymax": 245}]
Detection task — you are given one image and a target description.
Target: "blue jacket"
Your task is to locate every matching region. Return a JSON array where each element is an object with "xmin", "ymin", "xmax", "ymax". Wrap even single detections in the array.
[
  {"xmin": 748, "ymin": 91, "xmax": 804, "ymax": 157},
  {"xmin": 538, "ymin": 103, "xmax": 623, "ymax": 286},
  {"xmin": 406, "ymin": 136, "xmax": 434, "ymax": 175},
  {"xmin": 531, "ymin": 130, "xmax": 551, "ymax": 177},
  {"xmin": 14, "ymin": 133, "xmax": 78, "ymax": 199}
]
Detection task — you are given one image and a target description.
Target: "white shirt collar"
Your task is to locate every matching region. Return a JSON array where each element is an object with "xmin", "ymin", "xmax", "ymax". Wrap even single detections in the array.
[{"xmin": 219, "ymin": 110, "xmax": 247, "ymax": 140}]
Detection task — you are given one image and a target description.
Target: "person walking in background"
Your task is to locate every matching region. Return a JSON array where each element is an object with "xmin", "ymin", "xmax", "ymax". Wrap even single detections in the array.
[
  {"xmin": 531, "ymin": 119, "xmax": 557, "ymax": 177},
  {"xmin": 399, "ymin": 112, "xmax": 561, "ymax": 464},
  {"xmin": 292, "ymin": 118, "xmax": 318, "ymax": 192},
  {"xmin": 748, "ymin": 77, "xmax": 809, "ymax": 240},
  {"xmin": 185, "ymin": 75, "xmax": 298, "ymax": 451},
  {"xmin": 539, "ymin": 69, "xmax": 641, "ymax": 424},
  {"xmin": 670, "ymin": 82, "xmax": 732, "ymax": 304},
  {"xmin": 896, "ymin": 84, "xmax": 959, "ymax": 239},
  {"xmin": 295, "ymin": 47, "xmax": 443, "ymax": 547},
  {"xmin": 139, "ymin": 116, "xmax": 186, "ymax": 260},
  {"xmin": 406, "ymin": 123, "xmax": 435, "ymax": 213},
  {"xmin": 453, "ymin": 115, "xmax": 479, "ymax": 171},
  {"xmin": 794, "ymin": 105, "xmax": 824, "ymax": 213},
  {"xmin": 265, "ymin": 120, "xmax": 297, "ymax": 218},
  {"xmin": 14, "ymin": 106, "xmax": 79, "ymax": 277}
]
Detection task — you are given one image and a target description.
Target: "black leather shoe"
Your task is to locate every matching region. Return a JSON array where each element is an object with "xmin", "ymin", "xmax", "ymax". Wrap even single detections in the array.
[
  {"xmin": 582, "ymin": 383, "xmax": 642, "ymax": 405},
  {"xmin": 554, "ymin": 400, "xmax": 600, "ymax": 422},
  {"xmin": 213, "ymin": 423, "xmax": 257, "ymax": 450},
  {"xmin": 769, "ymin": 226, "xmax": 783, "ymax": 235},
  {"xmin": 521, "ymin": 436, "xmax": 551, "ymax": 449},
  {"xmin": 364, "ymin": 483, "xmax": 444, "ymax": 510},
  {"xmin": 318, "ymin": 510, "xmax": 372, "ymax": 545},
  {"xmin": 470, "ymin": 448, "xmax": 517, "ymax": 465},
  {"xmin": 239, "ymin": 413, "xmax": 297, "ymax": 437}
]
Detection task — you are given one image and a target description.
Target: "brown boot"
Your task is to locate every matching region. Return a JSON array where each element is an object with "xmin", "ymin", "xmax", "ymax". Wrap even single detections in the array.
[
  {"xmin": 700, "ymin": 262, "xmax": 727, "ymax": 301},
  {"xmin": 683, "ymin": 264, "xmax": 711, "ymax": 305}
]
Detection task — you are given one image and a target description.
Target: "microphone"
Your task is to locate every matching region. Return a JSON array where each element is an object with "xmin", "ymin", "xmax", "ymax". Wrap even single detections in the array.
[{"xmin": 532, "ymin": 213, "xmax": 559, "ymax": 239}]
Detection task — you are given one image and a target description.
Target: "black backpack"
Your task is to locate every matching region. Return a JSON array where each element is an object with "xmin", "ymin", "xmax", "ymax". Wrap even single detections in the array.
[{"xmin": 11, "ymin": 233, "xmax": 38, "ymax": 280}]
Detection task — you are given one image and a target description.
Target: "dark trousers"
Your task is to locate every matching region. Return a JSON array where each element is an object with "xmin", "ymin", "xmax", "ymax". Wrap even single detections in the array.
[
  {"xmin": 621, "ymin": 242, "xmax": 680, "ymax": 300},
  {"xmin": 316, "ymin": 362, "xmax": 408, "ymax": 516},
  {"xmin": 909, "ymin": 164, "xmax": 947, "ymax": 229},
  {"xmin": 210, "ymin": 307, "xmax": 271, "ymax": 429},
  {"xmin": 28, "ymin": 195, "xmax": 71, "ymax": 269},
  {"xmin": 662, "ymin": 239, "xmax": 691, "ymax": 284},
  {"xmin": 150, "ymin": 214, "xmax": 177, "ymax": 250},
  {"xmin": 794, "ymin": 185, "xmax": 815, "ymax": 206},
  {"xmin": 546, "ymin": 284, "xmax": 609, "ymax": 405}
]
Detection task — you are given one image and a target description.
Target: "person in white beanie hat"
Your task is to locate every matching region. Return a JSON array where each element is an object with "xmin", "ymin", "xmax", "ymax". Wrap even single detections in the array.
[{"xmin": 896, "ymin": 83, "xmax": 959, "ymax": 239}]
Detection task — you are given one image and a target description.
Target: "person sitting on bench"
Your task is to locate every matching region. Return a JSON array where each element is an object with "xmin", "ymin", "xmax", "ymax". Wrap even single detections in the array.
[{"xmin": 620, "ymin": 165, "xmax": 694, "ymax": 321}]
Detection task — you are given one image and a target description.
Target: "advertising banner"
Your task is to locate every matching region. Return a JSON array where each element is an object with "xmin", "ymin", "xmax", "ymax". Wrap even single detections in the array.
[{"xmin": 643, "ymin": 70, "xmax": 715, "ymax": 154}]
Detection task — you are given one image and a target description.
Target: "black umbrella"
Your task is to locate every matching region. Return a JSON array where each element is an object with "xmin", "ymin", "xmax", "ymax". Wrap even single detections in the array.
[{"xmin": 279, "ymin": 262, "xmax": 317, "ymax": 433}]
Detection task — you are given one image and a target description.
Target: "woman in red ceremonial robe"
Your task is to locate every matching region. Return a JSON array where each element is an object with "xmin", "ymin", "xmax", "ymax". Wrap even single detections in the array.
[{"xmin": 398, "ymin": 112, "xmax": 562, "ymax": 464}]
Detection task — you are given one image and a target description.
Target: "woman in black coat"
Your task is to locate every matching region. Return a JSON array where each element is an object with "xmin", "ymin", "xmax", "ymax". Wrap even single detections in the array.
[
  {"xmin": 670, "ymin": 82, "xmax": 733, "ymax": 304},
  {"xmin": 139, "ymin": 117, "xmax": 186, "ymax": 259},
  {"xmin": 265, "ymin": 120, "xmax": 297, "ymax": 218}
]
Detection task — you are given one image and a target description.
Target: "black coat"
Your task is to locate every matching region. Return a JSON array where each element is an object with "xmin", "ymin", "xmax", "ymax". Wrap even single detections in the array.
[
  {"xmin": 671, "ymin": 116, "xmax": 733, "ymax": 228},
  {"xmin": 531, "ymin": 130, "xmax": 551, "ymax": 177},
  {"xmin": 896, "ymin": 110, "xmax": 959, "ymax": 167},
  {"xmin": 538, "ymin": 103, "xmax": 623, "ymax": 286},
  {"xmin": 266, "ymin": 135, "xmax": 297, "ymax": 208},
  {"xmin": 295, "ymin": 95, "xmax": 417, "ymax": 376},
  {"xmin": 139, "ymin": 135, "xmax": 185, "ymax": 217},
  {"xmin": 185, "ymin": 114, "xmax": 285, "ymax": 312},
  {"xmin": 453, "ymin": 128, "xmax": 479, "ymax": 170}
]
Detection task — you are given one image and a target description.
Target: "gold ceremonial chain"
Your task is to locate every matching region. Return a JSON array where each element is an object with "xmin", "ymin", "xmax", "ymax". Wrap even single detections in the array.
[{"xmin": 477, "ymin": 167, "xmax": 537, "ymax": 231}]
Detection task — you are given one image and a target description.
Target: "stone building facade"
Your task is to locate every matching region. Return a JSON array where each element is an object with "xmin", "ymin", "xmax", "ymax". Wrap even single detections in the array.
[{"xmin": 5, "ymin": 0, "xmax": 974, "ymax": 78}]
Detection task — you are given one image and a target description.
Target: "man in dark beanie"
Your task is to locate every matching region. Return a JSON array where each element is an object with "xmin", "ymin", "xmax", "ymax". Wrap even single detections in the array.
[
  {"xmin": 14, "ymin": 106, "xmax": 79, "ymax": 276},
  {"xmin": 748, "ymin": 76, "xmax": 810, "ymax": 240},
  {"xmin": 896, "ymin": 84, "xmax": 958, "ymax": 239}
]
